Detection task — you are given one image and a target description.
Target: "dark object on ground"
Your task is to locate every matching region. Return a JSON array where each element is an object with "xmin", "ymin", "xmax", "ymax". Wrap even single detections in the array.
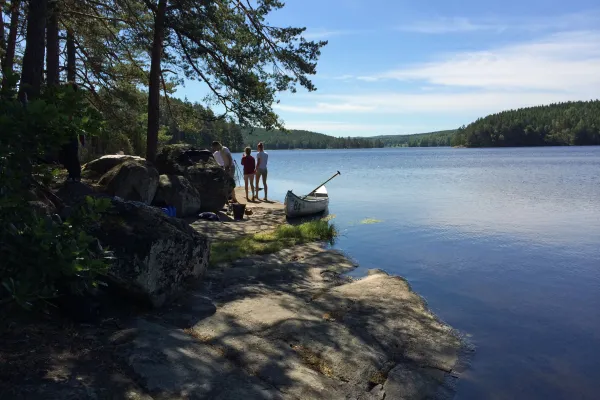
[
  {"xmin": 198, "ymin": 212, "xmax": 220, "ymax": 221},
  {"xmin": 232, "ymin": 203, "xmax": 246, "ymax": 220},
  {"xmin": 161, "ymin": 206, "xmax": 177, "ymax": 217}
]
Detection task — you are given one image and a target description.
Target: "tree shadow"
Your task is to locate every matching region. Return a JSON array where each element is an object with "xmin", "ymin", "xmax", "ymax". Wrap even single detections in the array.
[
  {"xmin": 0, "ymin": 222, "xmax": 466, "ymax": 399},
  {"xmin": 127, "ymin": 245, "xmax": 467, "ymax": 399}
]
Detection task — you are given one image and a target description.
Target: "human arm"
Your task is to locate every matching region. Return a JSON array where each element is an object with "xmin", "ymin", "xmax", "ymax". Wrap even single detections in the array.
[{"xmin": 255, "ymin": 153, "xmax": 262, "ymax": 170}]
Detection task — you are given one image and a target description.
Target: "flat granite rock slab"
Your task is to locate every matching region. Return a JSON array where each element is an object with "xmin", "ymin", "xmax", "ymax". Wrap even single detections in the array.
[
  {"xmin": 117, "ymin": 214, "xmax": 463, "ymax": 400},
  {"xmin": 182, "ymin": 244, "xmax": 463, "ymax": 400},
  {"xmin": 114, "ymin": 318, "xmax": 284, "ymax": 400},
  {"xmin": 190, "ymin": 208, "xmax": 286, "ymax": 241}
]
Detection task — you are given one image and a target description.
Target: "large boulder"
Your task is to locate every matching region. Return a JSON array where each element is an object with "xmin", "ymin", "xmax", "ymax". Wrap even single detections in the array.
[
  {"xmin": 155, "ymin": 144, "xmax": 234, "ymax": 212},
  {"xmin": 153, "ymin": 175, "xmax": 202, "ymax": 217},
  {"xmin": 98, "ymin": 160, "xmax": 159, "ymax": 205},
  {"xmin": 82, "ymin": 154, "xmax": 145, "ymax": 178},
  {"xmin": 92, "ymin": 199, "xmax": 210, "ymax": 307},
  {"xmin": 186, "ymin": 161, "xmax": 233, "ymax": 212},
  {"xmin": 154, "ymin": 144, "xmax": 214, "ymax": 175}
]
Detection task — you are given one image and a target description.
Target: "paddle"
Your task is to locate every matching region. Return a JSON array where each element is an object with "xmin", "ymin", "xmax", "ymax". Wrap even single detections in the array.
[{"xmin": 303, "ymin": 171, "xmax": 341, "ymax": 199}]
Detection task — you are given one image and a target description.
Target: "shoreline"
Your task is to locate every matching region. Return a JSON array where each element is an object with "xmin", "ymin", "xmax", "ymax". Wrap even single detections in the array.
[
  {"xmin": 1, "ymin": 187, "xmax": 468, "ymax": 399},
  {"xmin": 181, "ymin": 187, "xmax": 468, "ymax": 398}
]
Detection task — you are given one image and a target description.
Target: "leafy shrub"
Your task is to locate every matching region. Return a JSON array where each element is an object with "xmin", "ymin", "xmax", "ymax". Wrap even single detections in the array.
[
  {"xmin": 0, "ymin": 85, "xmax": 110, "ymax": 310},
  {"xmin": 1, "ymin": 197, "xmax": 113, "ymax": 309}
]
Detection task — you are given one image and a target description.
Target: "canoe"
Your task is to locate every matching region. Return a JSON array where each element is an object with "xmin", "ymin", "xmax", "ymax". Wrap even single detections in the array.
[{"xmin": 285, "ymin": 185, "xmax": 329, "ymax": 218}]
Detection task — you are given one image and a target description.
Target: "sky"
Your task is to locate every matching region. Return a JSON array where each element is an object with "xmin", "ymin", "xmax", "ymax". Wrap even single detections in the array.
[{"xmin": 174, "ymin": 0, "xmax": 600, "ymax": 137}]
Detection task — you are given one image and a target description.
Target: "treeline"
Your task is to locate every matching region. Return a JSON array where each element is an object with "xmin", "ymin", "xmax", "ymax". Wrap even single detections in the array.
[
  {"xmin": 370, "ymin": 130, "xmax": 456, "ymax": 147},
  {"xmin": 453, "ymin": 101, "xmax": 600, "ymax": 147},
  {"xmin": 242, "ymin": 128, "xmax": 385, "ymax": 150}
]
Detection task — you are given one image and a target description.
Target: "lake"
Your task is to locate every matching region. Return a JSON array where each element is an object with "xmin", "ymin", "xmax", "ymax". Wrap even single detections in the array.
[{"xmin": 233, "ymin": 146, "xmax": 600, "ymax": 400}]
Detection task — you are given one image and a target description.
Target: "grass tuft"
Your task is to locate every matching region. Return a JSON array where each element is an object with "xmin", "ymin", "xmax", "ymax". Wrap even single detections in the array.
[{"xmin": 210, "ymin": 220, "xmax": 337, "ymax": 265}]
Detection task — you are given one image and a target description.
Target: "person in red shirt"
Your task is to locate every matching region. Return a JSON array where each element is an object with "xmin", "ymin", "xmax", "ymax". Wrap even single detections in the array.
[{"xmin": 241, "ymin": 147, "xmax": 256, "ymax": 201}]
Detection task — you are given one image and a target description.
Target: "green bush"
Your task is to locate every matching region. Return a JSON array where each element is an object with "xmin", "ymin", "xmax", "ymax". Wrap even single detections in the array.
[
  {"xmin": 0, "ymin": 85, "xmax": 110, "ymax": 310},
  {"xmin": 1, "ymin": 197, "xmax": 113, "ymax": 309}
]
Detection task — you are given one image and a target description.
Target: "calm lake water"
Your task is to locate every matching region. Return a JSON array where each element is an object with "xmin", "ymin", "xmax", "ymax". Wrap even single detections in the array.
[{"xmin": 234, "ymin": 147, "xmax": 600, "ymax": 400}]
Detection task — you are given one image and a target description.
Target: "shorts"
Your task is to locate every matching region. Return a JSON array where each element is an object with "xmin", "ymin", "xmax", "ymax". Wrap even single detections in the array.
[{"xmin": 256, "ymin": 168, "xmax": 268, "ymax": 177}]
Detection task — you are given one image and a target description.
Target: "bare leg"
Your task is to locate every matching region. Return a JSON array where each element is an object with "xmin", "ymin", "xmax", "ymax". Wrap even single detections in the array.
[
  {"xmin": 262, "ymin": 171, "xmax": 268, "ymax": 201},
  {"xmin": 244, "ymin": 175, "xmax": 249, "ymax": 200},
  {"xmin": 249, "ymin": 176, "xmax": 255, "ymax": 200},
  {"xmin": 255, "ymin": 172, "xmax": 260, "ymax": 201},
  {"xmin": 229, "ymin": 169, "xmax": 238, "ymax": 203}
]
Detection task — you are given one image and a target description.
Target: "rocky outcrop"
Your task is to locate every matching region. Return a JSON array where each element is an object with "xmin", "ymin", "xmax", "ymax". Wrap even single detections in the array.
[
  {"xmin": 92, "ymin": 199, "xmax": 210, "ymax": 307},
  {"xmin": 98, "ymin": 160, "xmax": 159, "ymax": 205},
  {"xmin": 153, "ymin": 175, "xmax": 202, "ymax": 217},
  {"xmin": 114, "ymin": 243, "xmax": 464, "ymax": 399},
  {"xmin": 155, "ymin": 144, "xmax": 234, "ymax": 212},
  {"xmin": 154, "ymin": 144, "xmax": 214, "ymax": 175},
  {"xmin": 82, "ymin": 154, "xmax": 145, "ymax": 179}
]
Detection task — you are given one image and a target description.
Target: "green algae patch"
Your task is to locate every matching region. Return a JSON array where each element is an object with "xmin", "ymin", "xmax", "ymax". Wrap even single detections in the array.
[
  {"xmin": 210, "ymin": 220, "xmax": 337, "ymax": 265},
  {"xmin": 360, "ymin": 218, "xmax": 382, "ymax": 225}
]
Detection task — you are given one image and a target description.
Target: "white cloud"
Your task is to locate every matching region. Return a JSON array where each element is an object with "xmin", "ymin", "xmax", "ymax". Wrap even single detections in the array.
[
  {"xmin": 274, "ymin": 28, "xmax": 600, "ymax": 133},
  {"xmin": 398, "ymin": 11, "xmax": 600, "ymax": 34},
  {"xmin": 302, "ymin": 29, "xmax": 364, "ymax": 40},
  {"xmin": 358, "ymin": 31, "xmax": 600, "ymax": 93},
  {"xmin": 274, "ymin": 103, "xmax": 375, "ymax": 113},
  {"xmin": 279, "ymin": 91, "xmax": 595, "ymax": 116},
  {"xmin": 398, "ymin": 17, "xmax": 506, "ymax": 34},
  {"xmin": 330, "ymin": 91, "xmax": 595, "ymax": 113},
  {"xmin": 282, "ymin": 121, "xmax": 409, "ymax": 134}
]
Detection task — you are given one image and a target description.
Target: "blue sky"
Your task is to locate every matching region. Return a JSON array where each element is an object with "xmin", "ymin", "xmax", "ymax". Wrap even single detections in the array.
[{"xmin": 175, "ymin": 0, "xmax": 600, "ymax": 137}]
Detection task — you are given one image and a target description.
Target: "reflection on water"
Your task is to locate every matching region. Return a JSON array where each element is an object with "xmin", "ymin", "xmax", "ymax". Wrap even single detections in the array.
[{"xmin": 233, "ymin": 147, "xmax": 600, "ymax": 399}]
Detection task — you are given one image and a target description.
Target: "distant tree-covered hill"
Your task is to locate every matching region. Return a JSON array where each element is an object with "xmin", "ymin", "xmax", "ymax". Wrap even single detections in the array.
[
  {"xmin": 369, "ymin": 130, "xmax": 457, "ymax": 147},
  {"xmin": 453, "ymin": 101, "xmax": 600, "ymax": 147},
  {"xmin": 157, "ymin": 99, "xmax": 600, "ymax": 153},
  {"xmin": 241, "ymin": 127, "xmax": 385, "ymax": 149}
]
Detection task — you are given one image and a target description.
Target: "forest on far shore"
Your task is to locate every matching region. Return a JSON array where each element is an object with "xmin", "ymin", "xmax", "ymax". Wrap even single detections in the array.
[
  {"xmin": 241, "ymin": 100, "xmax": 600, "ymax": 150},
  {"xmin": 451, "ymin": 101, "xmax": 600, "ymax": 147}
]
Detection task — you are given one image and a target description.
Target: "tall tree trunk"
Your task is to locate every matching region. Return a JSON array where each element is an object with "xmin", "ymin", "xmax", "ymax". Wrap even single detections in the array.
[
  {"xmin": 1, "ymin": 0, "xmax": 21, "ymax": 91},
  {"xmin": 66, "ymin": 28, "xmax": 76, "ymax": 82},
  {"xmin": 0, "ymin": 1, "xmax": 6, "ymax": 59},
  {"xmin": 46, "ymin": 0, "xmax": 59, "ymax": 86},
  {"xmin": 20, "ymin": 0, "xmax": 48, "ymax": 101},
  {"xmin": 146, "ymin": 0, "xmax": 167, "ymax": 162}
]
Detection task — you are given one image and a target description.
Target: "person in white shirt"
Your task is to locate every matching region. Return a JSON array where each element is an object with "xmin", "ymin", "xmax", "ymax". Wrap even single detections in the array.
[
  {"xmin": 213, "ymin": 148, "xmax": 224, "ymax": 167},
  {"xmin": 211, "ymin": 141, "xmax": 238, "ymax": 203},
  {"xmin": 255, "ymin": 142, "xmax": 269, "ymax": 201}
]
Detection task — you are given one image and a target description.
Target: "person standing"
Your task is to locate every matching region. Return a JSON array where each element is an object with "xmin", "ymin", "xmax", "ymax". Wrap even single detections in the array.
[
  {"xmin": 241, "ymin": 147, "xmax": 256, "ymax": 201},
  {"xmin": 255, "ymin": 142, "xmax": 269, "ymax": 201},
  {"xmin": 211, "ymin": 141, "xmax": 238, "ymax": 203}
]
